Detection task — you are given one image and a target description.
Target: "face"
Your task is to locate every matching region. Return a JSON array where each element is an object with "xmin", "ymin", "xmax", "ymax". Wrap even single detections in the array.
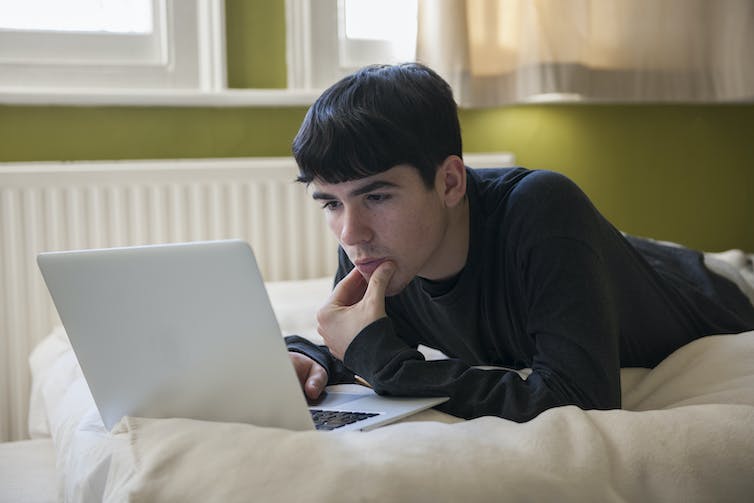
[{"xmin": 311, "ymin": 165, "xmax": 453, "ymax": 296}]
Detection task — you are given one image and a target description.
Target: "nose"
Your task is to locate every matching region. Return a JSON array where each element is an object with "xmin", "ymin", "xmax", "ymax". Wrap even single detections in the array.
[{"xmin": 338, "ymin": 205, "xmax": 373, "ymax": 246}]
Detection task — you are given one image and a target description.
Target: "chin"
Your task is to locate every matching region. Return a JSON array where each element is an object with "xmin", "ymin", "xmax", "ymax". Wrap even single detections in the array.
[{"xmin": 385, "ymin": 277, "xmax": 410, "ymax": 297}]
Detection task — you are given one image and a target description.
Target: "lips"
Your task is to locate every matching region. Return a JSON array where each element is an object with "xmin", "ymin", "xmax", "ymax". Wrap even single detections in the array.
[{"xmin": 354, "ymin": 258, "xmax": 386, "ymax": 276}]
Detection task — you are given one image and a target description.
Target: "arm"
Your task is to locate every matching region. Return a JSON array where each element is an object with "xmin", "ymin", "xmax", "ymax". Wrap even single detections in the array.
[
  {"xmin": 343, "ymin": 237, "xmax": 622, "ymax": 422},
  {"xmin": 285, "ymin": 246, "xmax": 400, "ymax": 387},
  {"xmin": 284, "ymin": 249, "xmax": 362, "ymax": 390},
  {"xmin": 284, "ymin": 252, "xmax": 392, "ymax": 387}
]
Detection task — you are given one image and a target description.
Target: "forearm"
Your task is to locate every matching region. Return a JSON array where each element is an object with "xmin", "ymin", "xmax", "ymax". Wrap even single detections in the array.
[{"xmin": 343, "ymin": 318, "xmax": 620, "ymax": 422}]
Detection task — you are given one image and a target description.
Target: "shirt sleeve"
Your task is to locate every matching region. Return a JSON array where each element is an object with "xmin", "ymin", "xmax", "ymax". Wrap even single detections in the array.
[
  {"xmin": 343, "ymin": 319, "xmax": 553, "ymax": 421},
  {"xmin": 344, "ymin": 264, "xmax": 621, "ymax": 425}
]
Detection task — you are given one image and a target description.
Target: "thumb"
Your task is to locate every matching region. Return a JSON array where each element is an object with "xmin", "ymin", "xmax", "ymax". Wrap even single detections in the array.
[
  {"xmin": 329, "ymin": 266, "xmax": 367, "ymax": 307},
  {"xmin": 364, "ymin": 261, "xmax": 396, "ymax": 304}
]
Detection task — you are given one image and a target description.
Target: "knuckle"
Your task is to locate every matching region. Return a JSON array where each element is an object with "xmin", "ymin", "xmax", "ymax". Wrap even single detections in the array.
[{"xmin": 289, "ymin": 352, "xmax": 303, "ymax": 364}]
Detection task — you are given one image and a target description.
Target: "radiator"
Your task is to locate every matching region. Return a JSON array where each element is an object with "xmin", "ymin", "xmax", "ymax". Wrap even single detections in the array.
[
  {"xmin": 0, "ymin": 152, "xmax": 514, "ymax": 442},
  {"xmin": 0, "ymin": 157, "xmax": 338, "ymax": 442}
]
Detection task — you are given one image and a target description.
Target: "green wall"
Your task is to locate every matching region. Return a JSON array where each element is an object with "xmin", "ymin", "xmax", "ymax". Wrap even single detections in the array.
[
  {"xmin": 0, "ymin": 106, "xmax": 304, "ymax": 160},
  {"xmin": 460, "ymin": 104, "xmax": 754, "ymax": 252},
  {"xmin": 225, "ymin": 0, "xmax": 287, "ymax": 89},
  {"xmin": 1, "ymin": 0, "xmax": 752, "ymax": 252}
]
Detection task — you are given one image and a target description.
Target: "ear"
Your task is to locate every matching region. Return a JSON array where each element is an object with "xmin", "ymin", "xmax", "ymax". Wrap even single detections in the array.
[{"xmin": 436, "ymin": 155, "xmax": 467, "ymax": 208}]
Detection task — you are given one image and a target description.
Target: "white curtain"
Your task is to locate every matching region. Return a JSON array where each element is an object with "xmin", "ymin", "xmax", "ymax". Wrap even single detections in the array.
[{"xmin": 417, "ymin": 0, "xmax": 754, "ymax": 107}]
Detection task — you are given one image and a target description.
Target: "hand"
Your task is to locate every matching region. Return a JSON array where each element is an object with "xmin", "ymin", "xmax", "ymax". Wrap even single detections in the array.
[
  {"xmin": 289, "ymin": 352, "xmax": 328, "ymax": 400},
  {"xmin": 316, "ymin": 261, "xmax": 396, "ymax": 360}
]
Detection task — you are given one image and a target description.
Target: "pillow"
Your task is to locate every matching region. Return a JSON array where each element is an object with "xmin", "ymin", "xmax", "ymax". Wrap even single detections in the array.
[
  {"xmin": 28, "ymin": 325, "xmax": 72, "ymax": 438},
  {"xmin": 264, "ymin": 276, "xmax": 332, "ymax": 343}
]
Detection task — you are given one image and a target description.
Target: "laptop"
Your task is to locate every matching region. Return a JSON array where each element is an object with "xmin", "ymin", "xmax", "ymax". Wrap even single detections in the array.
[{"xmin": 37, "ymin": 240, "xmax": 448, "ymax": 432}]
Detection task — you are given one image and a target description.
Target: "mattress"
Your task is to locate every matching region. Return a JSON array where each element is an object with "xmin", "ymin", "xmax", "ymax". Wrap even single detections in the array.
[{"xmin": 0, "ymin": 438, "xmax": 57, "ymax": 503}]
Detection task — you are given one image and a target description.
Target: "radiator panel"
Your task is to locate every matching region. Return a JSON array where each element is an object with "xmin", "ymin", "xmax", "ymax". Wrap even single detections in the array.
[{"xmin": 0, "ymin": 157, "xmax": 337, "ymax": 442}]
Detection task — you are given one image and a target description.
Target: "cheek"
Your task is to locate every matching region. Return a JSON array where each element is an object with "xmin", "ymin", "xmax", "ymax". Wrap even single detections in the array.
[
  {"xmin": 325, "ymin": 214, "xmax": 343, "ymax": 242},
  {"xmin": 381, "ymin": 210, "xmax": 433, "ymax": 244},
  {"xmin": 328, "ymin": 222, "xmax": 339, "ymax": 241},
  {"xmin": 395, "ymin": 211, "xmax": 443, "ymax": 253}
]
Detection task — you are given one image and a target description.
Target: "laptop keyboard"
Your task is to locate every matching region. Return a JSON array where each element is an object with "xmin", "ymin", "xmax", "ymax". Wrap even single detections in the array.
[{"xmin": 310, "ymin": 409, "xmax": 379, "ymax": 431}]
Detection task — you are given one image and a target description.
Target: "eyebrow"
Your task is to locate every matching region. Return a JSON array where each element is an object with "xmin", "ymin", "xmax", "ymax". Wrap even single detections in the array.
[{"xmin": 311, "ymin": 180, "xmax": 399, "ymax": 200}]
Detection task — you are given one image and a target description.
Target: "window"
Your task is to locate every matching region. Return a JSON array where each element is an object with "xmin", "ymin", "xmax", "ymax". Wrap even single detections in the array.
[
  {"xmin": 1, "ymin": 0, "xmax": 419, "ymax": 105},
  {"xmin": 287, "ymin": 0, "xmax": 418, "ymax": 90},
  {"xmin": 0, "ymin": 0, "xmax": 225, "ymax": 91},
  {"xmin": 338, "ymin": 0, "xmax": 418, "ymax": 71},
  {"xmin": 0, "ymin": 0, "xmax": 153, "ymax": 33}
]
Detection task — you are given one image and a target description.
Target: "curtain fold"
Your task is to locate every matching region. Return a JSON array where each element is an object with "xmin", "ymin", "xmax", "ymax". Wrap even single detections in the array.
[{"xmin": 417, "ymin": 0, "xmax": 754, "ymax": 107}]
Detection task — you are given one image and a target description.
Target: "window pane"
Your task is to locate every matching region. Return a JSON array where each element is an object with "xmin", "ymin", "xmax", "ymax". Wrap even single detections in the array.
[
  {"xmin": 0, "ymin": 0, "xmax": 152, "ymax": 33},
  {"xmin": 341, "ymin": 0, "xmax": 418, "ymax": 65},
  {"xmin": 344, "ymin": 0, "xmax": 417, "ymax": 42}
]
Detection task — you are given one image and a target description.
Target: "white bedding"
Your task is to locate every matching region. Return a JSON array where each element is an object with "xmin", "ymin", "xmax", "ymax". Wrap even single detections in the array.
[
  {"xmin": 108, "ymin": 402, "xmax": 754, "ymax": 502},
  {"xmin": 0, "ymin": 438, "xmax": 57, "ymax": 503},
  {"xmin": 29, "ymin": 324, "xmax": 754, "ymax": 502},
  {"xmin": 25, "ymin": 264, "xmax": 754, "ymax": 502}
]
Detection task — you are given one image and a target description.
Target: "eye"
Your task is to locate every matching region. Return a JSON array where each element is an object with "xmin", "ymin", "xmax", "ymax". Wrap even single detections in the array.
[
  {"xmin": 320, "ymin": 200, "xmax": 341, "ymax": 211},
  {"xmin": 366, "ymin": 193, "xmax": 391, "ymax": 203}
]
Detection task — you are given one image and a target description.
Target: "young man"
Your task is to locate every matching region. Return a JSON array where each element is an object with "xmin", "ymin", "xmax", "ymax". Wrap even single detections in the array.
[{"xmin": 285, "ymin": 63, "xmax": 754, "ymax": 422}]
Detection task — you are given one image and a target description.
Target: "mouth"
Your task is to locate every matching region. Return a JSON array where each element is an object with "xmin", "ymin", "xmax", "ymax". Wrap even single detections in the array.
[{"xmin": 353, "ymin": 258, "xmax": 387, "ymax": 276}]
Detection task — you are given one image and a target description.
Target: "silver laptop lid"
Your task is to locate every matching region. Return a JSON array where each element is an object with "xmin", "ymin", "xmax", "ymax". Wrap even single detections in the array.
[{"xmin": 38, "ymin": 240, "xmax": 314, "ymax": 431}]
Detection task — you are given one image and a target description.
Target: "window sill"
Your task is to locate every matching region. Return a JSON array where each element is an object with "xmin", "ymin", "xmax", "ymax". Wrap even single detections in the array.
[{"xmin": 0, "ymin": 88, "xmax": 322, "ymax": 107}]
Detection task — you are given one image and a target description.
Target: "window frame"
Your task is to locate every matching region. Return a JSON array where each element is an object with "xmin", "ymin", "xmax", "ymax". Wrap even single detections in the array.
[{"xmin": 0, "ymin": 0, "xmax": 228, "ymax": 100}]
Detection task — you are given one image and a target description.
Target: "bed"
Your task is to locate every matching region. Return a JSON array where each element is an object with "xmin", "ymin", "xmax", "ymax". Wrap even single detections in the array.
[
  {"xmin": 1, "ymin": 157, "xmax": 753, "ymax": 502},
  {"xmin": 3, "ymin": 265, "xmax": 754, "ymax": 503}
]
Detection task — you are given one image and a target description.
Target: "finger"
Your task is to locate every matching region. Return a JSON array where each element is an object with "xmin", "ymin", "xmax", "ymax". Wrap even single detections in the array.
[
  {"xmin": 305, "ymin": 363, "xmax": 327, "ymax": 399},
  {"xmin": 363, "ymin": 260, "xmax": 396, "ymax": 304},
  {"xmin": 290, "ymin": 352, "xmax": 312, "ymax": 386},
  {"xmin": 329, "ymin": 266, "xmax": 367, "ymax": 306}
]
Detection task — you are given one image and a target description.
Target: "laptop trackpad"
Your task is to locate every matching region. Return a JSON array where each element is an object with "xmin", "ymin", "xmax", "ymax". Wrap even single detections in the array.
[
  {"xmin": 307, "ymin": 383, "xmax": 376, "ymax": 408},
  {"xmin": 313, "ymin": 392, "xmax": 370, "ymax": 408}
]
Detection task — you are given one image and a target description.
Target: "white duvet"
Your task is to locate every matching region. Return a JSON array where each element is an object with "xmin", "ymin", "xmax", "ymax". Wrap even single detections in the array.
[
  {"xmin": 28, "ymin": 265, "xmax": 754, "ymax": 502},
  {"xmin": 30, "ymin": 322, "xmax": 754, "ymax": 502}
]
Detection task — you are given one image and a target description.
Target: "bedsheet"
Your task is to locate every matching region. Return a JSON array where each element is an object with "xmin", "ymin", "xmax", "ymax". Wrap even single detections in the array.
[{"xmin": 30, "ymin": 326, "xmax": 754, "ymax": 502}]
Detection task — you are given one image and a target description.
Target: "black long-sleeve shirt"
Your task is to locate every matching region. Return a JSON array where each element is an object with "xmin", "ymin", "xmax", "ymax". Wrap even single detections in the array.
[{"xmin": 287, "ymin": 168, "xmax": 754, "ymax": 422}]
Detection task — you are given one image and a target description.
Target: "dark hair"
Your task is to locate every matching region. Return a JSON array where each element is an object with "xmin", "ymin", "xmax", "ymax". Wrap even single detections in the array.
[{"xmin": 292, "ymin": 63, "xmax": 462, "ymax": 188}]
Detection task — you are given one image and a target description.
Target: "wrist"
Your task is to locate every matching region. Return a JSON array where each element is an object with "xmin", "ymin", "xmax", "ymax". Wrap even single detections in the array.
[{"xmin": 343, "ymin": 317, "xmax": 412, "ymax": 383}]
